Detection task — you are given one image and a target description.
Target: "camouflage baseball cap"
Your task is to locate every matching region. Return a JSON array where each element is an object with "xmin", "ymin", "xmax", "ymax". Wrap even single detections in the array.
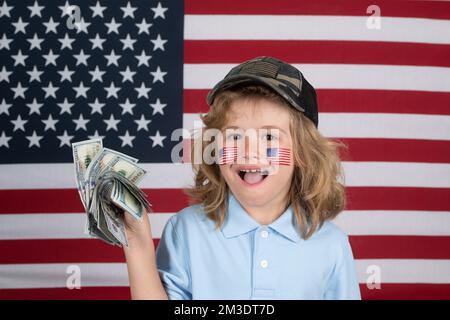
[{"xmin": 206, "ymin": 56, "xmax": 319, "ymax": 128}]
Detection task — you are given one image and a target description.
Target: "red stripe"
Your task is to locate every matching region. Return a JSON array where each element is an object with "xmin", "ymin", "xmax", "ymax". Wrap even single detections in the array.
[
  {"xmin": 360, "ymin": 284, "xmax": 450, "ymax": 300},
  {"xmin": 184, "ymin": 139, "xmax": 450, "ymax": 164},
  {"xmin": 0, "ymin": 189, "xmax": 189, "ymax": 214},
  {"xmin": 185, "ymin": 137, "xmax": 450, "ymax": 163},
  {"xmin": 0, "ymin": 284, "xmax": 448, "ymax": 300},
  {"xmin": 0, "ymin": 287, "xmax": 131, "ymax": 300},
  {"xmin": 346, "ymin": 187, "xmax": 450, "ymax": 211},
  {"xmin": 184, "ymin": 89, "xmax": 450, "ymax": 115},
  {"xmin": 0, "ymin": 187, "xmax": 449, "ymax": 214},
  {"xmin": 185, "ymin": 0, "xmax": 450, "ymax": 20},
  {"xmin": 349, "ymin": 236, "xmax": 450, "ymax": 259},
  {"xmin": 190, "ymin": 141, "xmax": 450, "ymax": 164},
  {"xmin": 0, "ymin": 239, "xmax": 160, "ymax": 264},
  {"xmin": 185, "ymin": 40, "xmax": 450, "ymax": 67},
  {"xmin": 336, "ymin": 138, "xmax": 450, "ymax": 163},
  {"xmin": 1, "ymin": 236, "xmax": 450, "ymax": 264}
]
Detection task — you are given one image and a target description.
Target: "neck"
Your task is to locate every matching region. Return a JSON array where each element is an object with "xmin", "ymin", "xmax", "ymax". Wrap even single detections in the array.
[{"xmin": 241, "ymin": 194, "xmax": 289, "ymax": 225}]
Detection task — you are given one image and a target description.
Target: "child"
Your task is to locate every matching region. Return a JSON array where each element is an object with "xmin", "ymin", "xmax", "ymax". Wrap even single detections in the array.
[{"xmin": 123, "ymin": 56, "xmax": 361, "ymax": 300}]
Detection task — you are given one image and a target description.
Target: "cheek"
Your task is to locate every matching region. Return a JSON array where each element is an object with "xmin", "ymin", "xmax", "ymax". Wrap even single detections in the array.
[
  {"xmin": 270, "ymin": 165, "xmax": 294, "ymax": 183},
  {"xmin": 219, "ymin": 165, "xmax": 234, "ymax": 182}
]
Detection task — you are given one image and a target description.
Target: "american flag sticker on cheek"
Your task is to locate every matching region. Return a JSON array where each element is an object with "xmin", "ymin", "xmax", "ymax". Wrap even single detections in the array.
[
  {"xmin": 218, "ymin": 146, "xmax": 238, "ymax": 165},
  {"xmin": 266, "ymin": 147, "xmax": 291, "ymax": 166}
]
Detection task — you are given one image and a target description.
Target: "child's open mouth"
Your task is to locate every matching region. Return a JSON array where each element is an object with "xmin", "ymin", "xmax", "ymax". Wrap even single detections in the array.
[{"xmin": 236, "ymin": 168, "xmax": 270, "ymax": 186}]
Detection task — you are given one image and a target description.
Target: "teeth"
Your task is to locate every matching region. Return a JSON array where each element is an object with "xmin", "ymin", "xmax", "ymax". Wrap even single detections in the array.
[{"xmin": 239, "ymin": 169, "xmax": 269, "ymax": 174}]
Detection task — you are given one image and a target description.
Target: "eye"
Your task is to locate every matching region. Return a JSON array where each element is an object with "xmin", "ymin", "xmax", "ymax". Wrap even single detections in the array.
[
  {"xmin": 227, "ymin": 133, "xmax": 242, "ymax": 141},
  {"xmin": 262, "ymin": 133, "xmax": 278, "ymax": 141}
]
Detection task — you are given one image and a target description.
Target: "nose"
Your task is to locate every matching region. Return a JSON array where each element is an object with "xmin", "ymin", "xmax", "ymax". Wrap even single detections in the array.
[{"xmin": 243, "ymin": 134, "xmax": 264, "ymax": 164}]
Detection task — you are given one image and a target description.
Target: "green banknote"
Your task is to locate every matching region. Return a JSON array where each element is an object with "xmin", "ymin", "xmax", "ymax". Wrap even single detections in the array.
[{"xmin": 72, "ymin": 139, "xmax": 151, "ymax": 247}]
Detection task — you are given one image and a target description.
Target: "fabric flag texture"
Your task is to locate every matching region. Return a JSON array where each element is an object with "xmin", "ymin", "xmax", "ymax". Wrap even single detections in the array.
[{"xmin": 0, "ymin": 0, "xmax": 449, "ymax": 299}]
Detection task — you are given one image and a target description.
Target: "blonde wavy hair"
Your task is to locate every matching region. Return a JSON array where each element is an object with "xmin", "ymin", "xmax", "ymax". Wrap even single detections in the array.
[{"xmin": 184, "ymin": 85, "xmax": 348, "ymax": 240}]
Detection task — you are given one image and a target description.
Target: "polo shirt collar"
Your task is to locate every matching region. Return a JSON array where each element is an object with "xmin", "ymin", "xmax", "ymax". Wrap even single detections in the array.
[
  {"xmin": 269, "ymin": 202, "xmax": 303, "ymax": 243},
  {"xmin": 221, "ymin": 192, "xmax": 302, "ymax": 243}
]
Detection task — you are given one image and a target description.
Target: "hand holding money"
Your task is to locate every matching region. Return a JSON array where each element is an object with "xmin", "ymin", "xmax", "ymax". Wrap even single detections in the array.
[{"xmin": 72, "ymin": 139, "xmax": 151, "ymax": 247}]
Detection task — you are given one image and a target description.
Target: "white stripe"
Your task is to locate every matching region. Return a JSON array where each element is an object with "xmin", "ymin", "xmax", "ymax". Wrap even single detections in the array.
[
  {"xmin": 356, "ymin": 260, "xmax": 450, "ymax": 284},
  {"xmin": 341, "ymin": 162, "xmax": 450, "ymax": 188},
  {"xmin": 0, "ymin": 213, "xmax": 174, "ymax": 240},
  {"xmin": 185, "ymin": 15, "xmax": 450, "ymax": 44},
  {"xmin": 184, "ymin": 64, "xmax": 450, "ymax": 92},
  {"xmin": 1, "ymin": 162, "xmax": 449, "ymax": 189},
  {"xmin": 0, "ymin": 163, "xmax": 194, "ymax": 189},
  {"xmin": 1, "ymin": 260, "xmax": 450, "ymax": 289},
  {"xmin": 1, "ymin": 211, "xmax": 449, "ymax": 240},
  {"xmin": 320, "ymin": 113, "xmax": 450, "ymax": 141},
  {"xmin": 183, "ymin": 113, "xmax": 450, "ymax": 141},
  {"xmin": 333, "ymin": 211, "xmax": 450, "ymax": 236},
  {"xmin": 0, "ymin": 263, "xmax": 129, "ymax": 289}
]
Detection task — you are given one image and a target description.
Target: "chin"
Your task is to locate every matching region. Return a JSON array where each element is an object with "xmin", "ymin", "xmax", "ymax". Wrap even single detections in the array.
[
  {"xmin": 230, "ymin": 184, "xmax": 275, "ymax": 206},
  {"xmin": 222, "ymin": 166, "xmax": 291, "ymax": 207}
]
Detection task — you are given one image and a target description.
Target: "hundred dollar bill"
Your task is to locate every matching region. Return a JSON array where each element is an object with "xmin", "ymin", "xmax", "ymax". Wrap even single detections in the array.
[
  {"xmin": 87, "ymin": 154, "xmax": 146, "ymax": 219},
  {"xmin": 111, "ymin": 180, "xmax": 144, "ymax": 221},
  {"xmin": 72, "ymin": 138, "xmax": 151, "ymax": 247},
  {"xmin": 94, "ymin": 171, "xmax": 150, "ymax": 221},
  {"xmin": 104, "ymin": 211, "xmax": 128, "ymax": 247},
  {"xmin": 85, "ymin": 212, "xmax": 117, "ymax": 245},
  {"xmin": 105, "ymin": 155, "xmax": 146, "ymax": 184},
  {"xmin": 85, "ymin": 148, "xmax": 138, "ymax": 210},
  {"xmin": 72, "ymin": 139, "xmax": 103, "ymax": 209}
]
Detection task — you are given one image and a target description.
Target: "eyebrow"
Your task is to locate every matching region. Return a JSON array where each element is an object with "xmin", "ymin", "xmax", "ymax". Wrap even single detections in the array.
[{"xmin": 223, "ymin": 125, "xmax": 287, "ymax": 134}]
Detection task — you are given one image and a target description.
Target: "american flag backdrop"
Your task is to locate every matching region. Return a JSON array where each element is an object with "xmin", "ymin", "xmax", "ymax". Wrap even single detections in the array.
[{"xmin": 0, "ymin": 0, "xmax": 449, "ymax": 300}]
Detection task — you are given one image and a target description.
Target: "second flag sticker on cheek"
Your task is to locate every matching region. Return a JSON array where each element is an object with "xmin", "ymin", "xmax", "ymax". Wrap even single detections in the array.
[{"xmin": 219, "ymin": 147, "xmax": 291, "ymax": 166}]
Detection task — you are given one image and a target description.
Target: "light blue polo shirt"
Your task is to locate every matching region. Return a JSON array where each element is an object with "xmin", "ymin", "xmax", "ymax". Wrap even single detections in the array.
[{"xmin": 155, "ymin": 191, "xmax": 361, "ymax": 300}]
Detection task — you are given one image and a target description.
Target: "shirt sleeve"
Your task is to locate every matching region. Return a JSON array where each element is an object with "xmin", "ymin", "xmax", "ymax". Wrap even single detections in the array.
[
  {"xmin": 323, "ymin": 234, "xmax": 361, "ymax": 300},
  {"xmin": 155, "ymin": 215, "xmax": 192, "ymax": 300}
]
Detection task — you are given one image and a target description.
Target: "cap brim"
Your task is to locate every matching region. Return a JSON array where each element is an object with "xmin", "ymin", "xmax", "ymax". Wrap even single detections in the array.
[{"xmin": 206, "ymin": 74, "xmax": 306, "ymax": 113}]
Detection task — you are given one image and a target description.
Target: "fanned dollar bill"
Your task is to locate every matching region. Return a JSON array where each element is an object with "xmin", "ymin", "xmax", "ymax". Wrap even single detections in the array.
[
  {"xmin": 72, "ymin": 139, "xmax": 151, "ymax": 247},
  {"xmin": 72, "ymin": 139, "xmax": 103, "ymax": 210}
]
